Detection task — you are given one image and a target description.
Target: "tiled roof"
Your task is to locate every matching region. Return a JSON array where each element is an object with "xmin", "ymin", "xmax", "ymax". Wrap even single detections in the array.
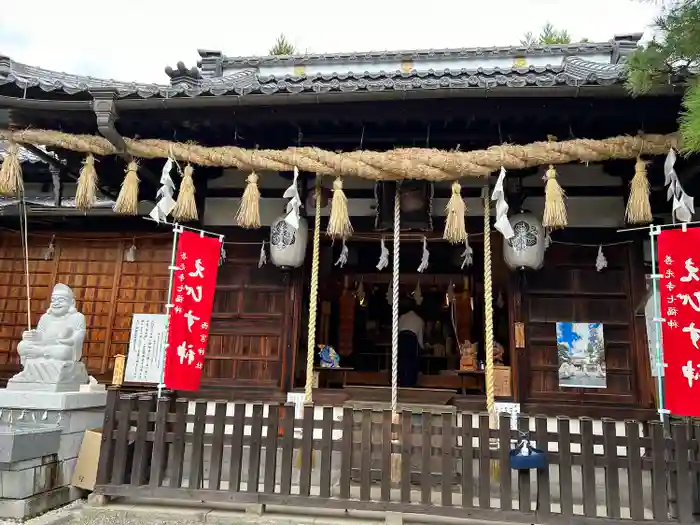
[
  {"xmin": 0, "ymin": 50, "xmax": 626, "ymax": 100},
  {"xmin": 0, "ymin": 141, "xmax": 48, "ymax": 164},
  {"xmin": 254, "ymin": 57, "xmax": 625, "ymax": 94},
  {"xmin": 214, "ymin": 41, "xmax": 628, "ymax": 67}
]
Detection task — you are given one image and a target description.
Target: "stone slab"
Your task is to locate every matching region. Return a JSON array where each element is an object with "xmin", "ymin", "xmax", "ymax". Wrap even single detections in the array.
[
  {"xmin": 0, "ymin": 423, "xmax": 61, "ymax": 463},
  {"xmin": 0, "ymin": 485, "xmax": 75, "ymax": 520},
  {"xmin": 0, "ymin": 390, "xmax": 107, "ymax": 411}
]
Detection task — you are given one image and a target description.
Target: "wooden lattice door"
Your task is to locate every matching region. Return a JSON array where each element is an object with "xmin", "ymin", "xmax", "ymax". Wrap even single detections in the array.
[
  {"xmin": 518, "ymin": 243, "xmax": 647, "ymax": 408},
  {"xmin": 206, "ymin": 245, "xmax": 297, "ymax": 388}
]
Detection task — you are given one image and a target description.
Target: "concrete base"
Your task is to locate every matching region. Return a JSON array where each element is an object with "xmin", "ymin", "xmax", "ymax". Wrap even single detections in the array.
[
  {"xmin": 0, "ymin": 486, "xmax": 82, "ymax": 520},
  {"xmin": 0, "ymin": 389, "xmax": 106, "ymax": 520}
]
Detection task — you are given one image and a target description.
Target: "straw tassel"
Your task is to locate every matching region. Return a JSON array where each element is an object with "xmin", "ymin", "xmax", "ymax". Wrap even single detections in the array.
[
  {"xmin": 0, "ymin": 141, "xmax": 23, "ymax": 196},
  {"xmin": 75, "ymin": 154, "xmax": 98, "ymax": 211},
  {"xmin": 235, "ymin": 171, "xmax": 261, "ymax": 229},
  {"xmin": 113, "ymin": 160, "xmax": 140, "ymax": 215},
  {"xmin": 625, "ymin": 157, "xmax": 653, "ymax": 224},
  {"xmin": 328, "ymin": 177, "xmax": 353, "ymax": 239},
  {"xmin": 172, "ymin": 164, "xmax": 198, "ymax": 222},
  {"xmin": 542, "ymin": 165, "xmax": 567, "ymax": 229},
  {"xmin": 443, "ymin": 181, "xmax": 467, "ymax": 244}
]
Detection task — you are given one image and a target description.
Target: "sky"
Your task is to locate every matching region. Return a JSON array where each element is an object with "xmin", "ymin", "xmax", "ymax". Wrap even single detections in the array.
[
  {"xmin": 557, "ymin": 322, "xmax": 602, "ymax": 356},
  {"xmin": 0, "ymin": 0, "xmax": 661, "ymax": 84}
]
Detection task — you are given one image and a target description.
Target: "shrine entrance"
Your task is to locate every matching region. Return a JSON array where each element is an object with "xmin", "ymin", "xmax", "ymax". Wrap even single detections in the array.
[{"xmin": 297, "ymin": 235, "xmax": 514, "ymax": 403}]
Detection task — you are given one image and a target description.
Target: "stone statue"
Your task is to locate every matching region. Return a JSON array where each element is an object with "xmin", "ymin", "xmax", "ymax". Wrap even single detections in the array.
[{"xmin": 8, "ymin": 283, "xmax": 89, "ymax": 392}]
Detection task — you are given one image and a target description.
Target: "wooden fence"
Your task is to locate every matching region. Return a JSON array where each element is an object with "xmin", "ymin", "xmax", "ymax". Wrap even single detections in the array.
[{"xmin": 95, "ymin": 388, "xmax": 700, "ymax": 524}]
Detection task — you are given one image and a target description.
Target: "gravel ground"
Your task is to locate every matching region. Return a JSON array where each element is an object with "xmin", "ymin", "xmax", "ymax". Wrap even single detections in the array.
[{"xmin": 0, "ymin": 499, "xmax": 85, "ymax": 525}]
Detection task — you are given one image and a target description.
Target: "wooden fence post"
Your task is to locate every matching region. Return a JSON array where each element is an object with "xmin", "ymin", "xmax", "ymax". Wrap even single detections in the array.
[{"xmin": 95, "ymin": 386, "xmax": 120, "ymax": 488}]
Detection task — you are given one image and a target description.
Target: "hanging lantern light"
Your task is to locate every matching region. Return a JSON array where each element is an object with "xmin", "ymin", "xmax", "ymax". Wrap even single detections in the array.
[
  {"xmin": 503, "ymin": 211, "xmax": 545, "ymax": 271},
  {"xmin": 269, "ymin": 215, "xmax": 308, "ymax": 269}
]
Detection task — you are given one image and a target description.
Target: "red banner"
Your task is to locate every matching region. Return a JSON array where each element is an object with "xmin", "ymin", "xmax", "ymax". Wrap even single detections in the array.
[
  {"xmin": 658, "ymin": 227, "xmax": 700, "ymax": 417},
  {"xmin": 164, "ymin": 230, "xmax": 222, "ymax": 391}
]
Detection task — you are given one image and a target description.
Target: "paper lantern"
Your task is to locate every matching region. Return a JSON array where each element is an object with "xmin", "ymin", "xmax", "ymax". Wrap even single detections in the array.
[
  {"xmin": 269, "ymin": 216, "xmax": 308, "ymax": 269},
  {"xmin": 503, "ymin": 211, "xmax": 545, "ymax": 270}
]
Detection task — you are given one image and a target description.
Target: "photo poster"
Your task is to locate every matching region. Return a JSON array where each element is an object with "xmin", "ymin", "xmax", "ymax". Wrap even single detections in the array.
[
  {"xmin": 556, "ymin": 322, "xmax": 607, "ymax": 389},
  {"xmin": 125, "ymin": 313, "xmax": 168, "ymax": 384}
]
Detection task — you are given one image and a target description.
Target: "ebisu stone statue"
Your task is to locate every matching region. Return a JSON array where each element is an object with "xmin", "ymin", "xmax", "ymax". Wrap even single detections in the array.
[{"xmin": 7, "ymin": 283, "xmax": 89, "ymax": 392}]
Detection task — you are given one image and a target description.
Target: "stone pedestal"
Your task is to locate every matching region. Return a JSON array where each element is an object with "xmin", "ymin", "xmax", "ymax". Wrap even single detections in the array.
[{"xmin": 0, "ymin": 389, "xmax": 106, "ymax": 520}]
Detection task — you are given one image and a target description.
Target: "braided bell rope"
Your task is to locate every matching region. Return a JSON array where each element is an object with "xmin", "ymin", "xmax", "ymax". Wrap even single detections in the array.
[
  {"xmin": 391, "ymin": 184, "xmax": 401, "ymax": 416},
  {"xmin": 304, "ymin": 179, "xmax": 322, "ymax": 404},
  {"xmin": 483, "ymin": 187, "xmax": 495, "ymax": 417},
  {"xmin": 0, "ymin": 128, "xmax": 679, "ymax": 181}
]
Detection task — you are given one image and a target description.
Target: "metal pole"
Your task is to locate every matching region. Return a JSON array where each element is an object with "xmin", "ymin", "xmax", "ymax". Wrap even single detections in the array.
[
  {"xmin": 648, "ymin": 224, "xmax": 667, "ymax": 422},
  {"xmin": 158, "ymin": 224, "xmax": 182, "ymax": 398}
]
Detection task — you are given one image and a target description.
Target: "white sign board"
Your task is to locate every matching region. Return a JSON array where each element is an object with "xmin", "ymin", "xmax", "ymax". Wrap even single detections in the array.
[{"xmin": 125, "ymin": 314, "xmax": 167, "ymax": 384}]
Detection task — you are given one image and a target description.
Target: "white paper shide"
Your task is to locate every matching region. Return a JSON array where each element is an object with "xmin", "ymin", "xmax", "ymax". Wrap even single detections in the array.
[{"xmin": 125, "ymin": 313, "xmax": 167, "ymax": 383}]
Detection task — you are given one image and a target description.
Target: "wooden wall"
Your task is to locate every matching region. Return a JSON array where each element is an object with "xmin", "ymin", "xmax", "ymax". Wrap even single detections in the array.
[
  {"xmin": 518, "ymin": 242, "xmax": 653, "ymax": 412},
  {"xmin": 0, "ymin": 231, "xmax": 298, "ymax": 390}
]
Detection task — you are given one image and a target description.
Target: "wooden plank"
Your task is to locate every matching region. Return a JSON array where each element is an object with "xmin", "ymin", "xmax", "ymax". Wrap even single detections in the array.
[
  {"xmin": 580, "ymin": 417, "xmax": 597, "ymax": 518},
  {"xmin": 420, "ymin": 412, "xmax": 432, "ymax": 505},
  {"xmin": 440, "ymin": 412, "xmax": 453, "ymax": 507},
  {"xmin": 380, "ymin": 410, "xmax": 392, "ymax": 502},
  {"xmin": 169, "ymin": 399, "xmax": 189, "ymax": 489},
  {"xmin": 228, "ymin": 403, "xmax": 246, "ymax": 493},
  {"xmin": 650, "ymin": 420, "xmax": 668, "ymax": 521},
  {"xmin": 671, "ymin": 422, "xmax": 694, "ymax": 524},
  {"xmin": 263, "ymin": 404, "xmax": 280, "ymax": 494},
  {"xmin": 498, "ymin": 412, "xmax": 512, "ymax": 511},
  {"xmin": 319, "ymin": 407, "xmax": 333, "ymax": 498},
  {"xmin": 557, "ymin": 417, "xmax": 574, "ymax": 518},
  {"xmin": 692, "ymin": 421, "xmax": 700, "ymax": 516},
  {"xmin": 478, "ymin": 413, "xmax": 490, "ymax": 509},
  {"xmin": 96, "ymin": 388, "xmax": 119, "ymax": 486},
  {"xmin": 148, "ymin": 394, "xmax": 171, "ymax": 488},
  {"xmin": 625, "ymin": 420, "xmax": 644, "ymax": 521},
  {"xmin": 298, "ymin": 405, "xmax": 314, "ymax": 497},
  {"xmin": 130, "ymin": 395, "xmax": 153, "ymax": 486},
  {"xmin": 278, "ymin": 404, "xmax": 295, "ymax": 496},
  {"xmin": 400, "ymin": 411, "xmax": 412, "ymax": 504},
  {"xmin": 359, "ymin": 409, "xmax": 372, "ymax": 502},
  {"xmin": 339, "ymin": 407, "xmax": 353, "ymax": 500},
  {"xmin": 187, "ymin": 401, "xmax": 207, "ymax": 490},
  {"xmin": 517, "ymin": 414, "xmax": 530, "ymax": 514},
  {"xmin": 601, "ymin": 418, "xmax": 620, "ymax": 519},
  {"xmin": 534, "ymin": 415, "xmax": 550, "ymax": 521},
  {"xmin": 246, "ymin": 404, "xmax": 264, "ymax": 493},
  {"xmin": 111, "ymin": 395, "xmax": 133, "ymax": 485},
  {"xmin": 101, "ymin": 240, "xmax": 123, "ymax": 374},
  {"xmin": 207, "ymin": 402, "xmax": 227, "ymax": 491},
  {"xmin": 461, "ymin": 412, "xmax": 474, "ymax": 509}
]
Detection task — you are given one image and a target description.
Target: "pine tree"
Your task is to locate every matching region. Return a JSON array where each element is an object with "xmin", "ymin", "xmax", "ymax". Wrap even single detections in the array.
[
  {"xmin": 626, "ymin": 0, "xmax": 700, "ymax": 152},
  {"xmin": 521, "ymin": 22, "xmax": 573, "ymax": 47},
  {"xmin": 269, "ymin": 34, "xmax": 297, "ymax": 56}
]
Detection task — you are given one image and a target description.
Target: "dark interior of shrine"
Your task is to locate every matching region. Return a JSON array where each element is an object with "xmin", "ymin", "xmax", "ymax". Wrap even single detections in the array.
[{"xmin": 301, "ymin": 237, "xmax": 512, "ymax": 395}]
